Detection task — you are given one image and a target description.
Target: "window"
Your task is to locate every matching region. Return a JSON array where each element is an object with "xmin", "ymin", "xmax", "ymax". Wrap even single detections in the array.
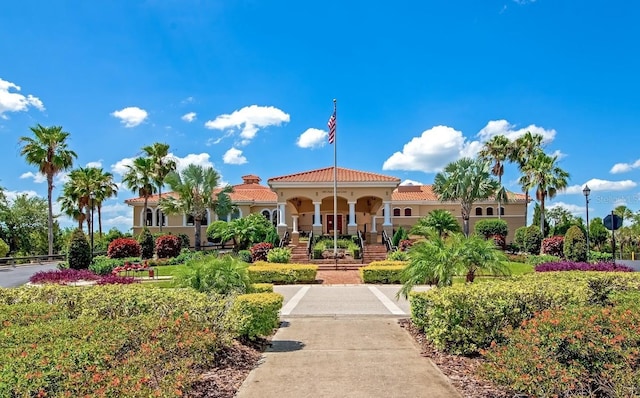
[
  {"xmin": 393, "ymin": 208, "xmax": 401, "ymax": 217},
  {"xmin": 145, "ymin": 209, "xmax": 153, "ymax": 226},
  {"xmin": 230, "ymin": 208, "xmax": 241, "ymax": 221},
  {"xmin": 486, "ymin": 207, "xmax": 494, "ymax": 216},
  {"xmin": 404, "ymin": 208, "xmax": 412, "ymax": 217},
  {"xmin": 201, "ymin": 211, "xmax": 209, "ymax": 226},
  {"xmin": 261, "ymin": 210, "xmax": 271, "ymax": 221},
  {"xmin": 186, "ymin": 215, "xmax": 195, "ymax": 226},
  {"xmin": 155, "ymin": 209, "xmax": 166, "ymax": 226},
  {"xmin": 500, "ymin": 207, "xmax": 505, "ymax": 216},
  {"xmin": 272, "ymin": 209, "xmax": 278, "ymax": 226},
  {"xmin": 475, "ymin": 207, "xmax": 483, "ymax": 216}
]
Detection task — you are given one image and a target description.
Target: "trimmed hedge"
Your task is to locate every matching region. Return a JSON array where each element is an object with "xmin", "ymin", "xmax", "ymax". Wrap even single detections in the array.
[
  {"xmin": 231, "ymin": 292, "xmax": 283, "ymax": 339},
  {"xmin": 409, "ymin": 272, "xmax": 640, "ymax": 355},
  {"xmin": 360, "ymin": 262, "xmax": 406, "ymax": 284},
  {"xmin": 248, "ymin": 283, "xmax": 274, "ymax": 293},
  {"xmin": 249, "ymin": 262, "xmax": 317, "ymax": 284}
]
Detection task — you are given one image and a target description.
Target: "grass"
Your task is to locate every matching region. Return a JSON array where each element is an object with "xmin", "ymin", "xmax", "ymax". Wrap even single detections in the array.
[{"xmin": 452, "ymin": 261, "xmax": 534, "ymax": 284}]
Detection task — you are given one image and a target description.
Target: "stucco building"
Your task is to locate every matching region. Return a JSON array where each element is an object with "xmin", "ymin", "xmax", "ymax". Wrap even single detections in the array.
[{"xmin": 124, "ymin": 166, "xmax": 527, "ymax": 245}]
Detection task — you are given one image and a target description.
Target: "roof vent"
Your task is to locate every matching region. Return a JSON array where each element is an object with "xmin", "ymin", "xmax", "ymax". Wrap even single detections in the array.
[{"xmin": 241, "ymin": 174, "xmax": 261, "ymax": 184}]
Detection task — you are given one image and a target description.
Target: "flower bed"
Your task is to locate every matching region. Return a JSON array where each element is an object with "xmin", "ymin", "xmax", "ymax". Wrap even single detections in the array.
[
  {"xmin": 535, "ymin": 261, "xmax": 634, "ymax": 272},
  {"xmin": 29, "ymin": 269, "xmax": 140, "ymax": 286}
]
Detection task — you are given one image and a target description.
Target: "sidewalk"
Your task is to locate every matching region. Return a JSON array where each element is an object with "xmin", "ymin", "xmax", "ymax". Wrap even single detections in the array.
[{"xmin": 235, "ymin": 316, "xmax": 461, "ymax": 398}]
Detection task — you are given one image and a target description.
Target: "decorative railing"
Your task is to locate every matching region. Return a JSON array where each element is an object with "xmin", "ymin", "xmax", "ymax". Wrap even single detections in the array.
[
  {"xmin": 306, "ymin": 231, "xmax": 314, "ymax": 260},
  {"xmin": 356, "ymin": 230, "xmax": 365, "ymax": 263},
  {"xmin": 381, "ymin": 230, "xmax": 396, "ymax": 252},
  {"xmin": 279, "ymin": 230, "xmax": 291, "ymax": 248}
]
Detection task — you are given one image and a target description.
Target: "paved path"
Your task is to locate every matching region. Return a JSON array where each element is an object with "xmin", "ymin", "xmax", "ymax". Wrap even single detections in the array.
[
  {"xmin": 0, "ymin": 263, "xmax": 59, "ymax": 288},
  {"xmin": 236, "ymin": 284, "xmax": 460, "ymax": 398}
]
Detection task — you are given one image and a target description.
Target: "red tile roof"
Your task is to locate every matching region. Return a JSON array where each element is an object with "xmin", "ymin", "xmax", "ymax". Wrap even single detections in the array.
[
  {"xmin": 124, "ymin": 181, "xmax": 277, "ymax": 204},
  {"xmin": 268, "ymin": 167, "xmax": 401, "ymax": 183},
  {"xmin": 391, "ymin": 185, "xmax": 528, "ymax": 202}
]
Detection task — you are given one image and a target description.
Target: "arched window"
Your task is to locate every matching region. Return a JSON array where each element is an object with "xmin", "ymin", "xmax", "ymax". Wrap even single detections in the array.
[
  {"xmin": 230, "ymin": 208, "xmax": 241, "ymax": 221},
  {"xmin": 271, "ymin": 209, "xmax": 278, "ymax": 226},
  {"xmin": 500, "ymin": 207, "xmax": 505, "ymax": 216},
  {"xmin": 186, "ymin": 215, "xmax": 195, "ymax": 226},
  {"xmin": 144, "ymin": 209, "xmax": 153, "ymax": 226},
  {"xmin": 404, "ymin": 208, "xmax": 412, "ymax": 217},
  {"xmin": 393, "ymin": 208, "xmax": 401, "ymax": 217},
  {"xmin": 475, "ymin": 207, "xmax": 483, "ymax": 216},
  {"xmin": 201, "ymin": 211, "xmax": 209, "ymax": 226},
  {"xmin": 261, "ymin": 210, "xmax": 271, "ymax": 221},
  {"xmin": 486, "ymin": 207, "xmax": 494, "ymax": 216},
  {"xmin": 155, "ymin": 209, "xmax": 166, "ymax": 227}
]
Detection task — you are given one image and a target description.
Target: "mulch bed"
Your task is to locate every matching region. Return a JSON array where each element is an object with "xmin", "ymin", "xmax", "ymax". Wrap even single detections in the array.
[{"xmin": 398, "ymin": 319, "xmax": 519, "ymax": 398}]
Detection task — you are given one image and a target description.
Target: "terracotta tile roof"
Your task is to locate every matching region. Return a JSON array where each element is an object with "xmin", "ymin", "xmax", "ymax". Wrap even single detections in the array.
[
  {"xmin": 268, "ymin": 167, "xmax": 401, "ymax": 183},
  {"xmin": 124, "ymin": 182, "xmax": 277, "ymax": 205},
  {"xmin": 391, "ymin": 185, "xmax": 528, "ymax": 202}
]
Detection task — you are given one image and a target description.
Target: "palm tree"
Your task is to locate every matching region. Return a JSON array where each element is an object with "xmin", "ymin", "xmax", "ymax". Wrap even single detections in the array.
[
  {"xmin": 432, "ymin": 158, "xmax": 500, "ymax": 237},
  {"xmin": 510, "ymin": 132, "xmax": 544, "ymax": 226},
  {"xmin": 519, "ymin": 152, "xmax": 570, "ymax": 236},
  {"xmin": 142, "ymin": 143, "xmax": 177, "ymax": 232},
  {"xmin": 62, "ymin": 167, "xmax": 98, "ymax": 233},
  {"xmin": 456, "ymin": 234, "xmax": 510, "ymax": 282},
  {"xmin": 92, "ymin": 168, "xmax": 118, "ymax": 238},
  {"xmin": 122, "ymin": 157, "xmax": 156, "ymax": 228},
  {"xmin": 478, "ymin": 135, "xmax": 512, "ymax": 219},
  {"xmin": 410, "ymin": 209, "xmax": 461, "ymax": 239},
  {"xmin": 614, "ymin": 205, "xmax": 633, "ymax": 259},
  {"xmin": 159, "ymin": 164, "xmax": 232, "ymax": 250},
  {"xmin": 19, "ymin": 124, "xmax": 77, "ymax": 256},
  {"xmin": 58, "ymin": 183, "xmax": 85, "ymax": 229}
]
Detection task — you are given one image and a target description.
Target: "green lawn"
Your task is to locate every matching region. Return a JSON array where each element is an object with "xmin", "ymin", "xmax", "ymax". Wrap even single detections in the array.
[{"xmin": 452, "ymin": 261, "xmax": 533, "ymax": 284}]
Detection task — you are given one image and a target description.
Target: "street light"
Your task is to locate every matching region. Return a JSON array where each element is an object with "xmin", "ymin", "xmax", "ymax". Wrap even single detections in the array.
[
  {"xmin": 90, "ymin": 191, "xmax": 95, "ymax": 260},
  {"xmin": 583, "ymin": 184, "xmax": 591, "ymax": 261}
]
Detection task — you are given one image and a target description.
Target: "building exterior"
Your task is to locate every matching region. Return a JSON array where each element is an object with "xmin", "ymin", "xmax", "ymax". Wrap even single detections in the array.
[{"xmin": 124, "ymin": 166, "xmax": 527, "ymax": 245}]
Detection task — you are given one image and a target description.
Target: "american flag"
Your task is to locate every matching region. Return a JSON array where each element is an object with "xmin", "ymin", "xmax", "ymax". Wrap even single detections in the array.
[{"xmin": 327, "ymin": 110, "xmax": 336, "ymax": 144}]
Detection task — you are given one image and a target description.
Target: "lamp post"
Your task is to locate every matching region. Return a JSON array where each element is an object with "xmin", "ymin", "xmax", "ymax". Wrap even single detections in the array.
[
  {"xmin": 90, "ymin": 191, "xmax": 95, "ymax": 260},
  {"xmin": 583, "ymin": 185, "xmax": 591, "ymax": 261}
]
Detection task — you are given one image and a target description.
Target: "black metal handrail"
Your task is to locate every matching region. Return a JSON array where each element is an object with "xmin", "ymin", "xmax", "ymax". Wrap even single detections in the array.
[
  {"xmin": 306, "ymin": 231, "xmax": 314, "ymax": 259},
  {"xmin": 279, "ymin": 231, "xmax": 291, "ymax": 248},
  {"xmin": 356, "ymin": 230, "xmax": 365, "ymax": 263},
  {"xmin": 381, "ymin": 230, "xmax": 395, "ymax": 252}
]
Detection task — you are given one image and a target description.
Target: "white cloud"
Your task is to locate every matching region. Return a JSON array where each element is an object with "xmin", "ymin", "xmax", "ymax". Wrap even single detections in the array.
[
  {"xmin": 111, "ymin": 157, "xmax": 135, "ymax": 176},
  {"xmin": 100, "ymin": 203, "xmax": 130, "ymax": 214},
  {"xmin": 205, "ymin": 105, "xmax": 290, "ymax": 145},
  {"xmin": 610, "ymin": 159, "xmax": 640, "ymax": 174},
  {"xmin": 4, "ymin": 189, "xmax": 38, "ymax": 202},
  {"xmin": 111, "ymin": 106, "xmax": 148, "ymax": 127},
  {"xmin": 20, "ymin": 171, "xmax": 46, "ymax": 183},
  {"xmin": 172, "ymin": 153, "xmax": 214, "ymax": 172},
  {"xmin": 181, "ymin": 96, "xmax": 195, "ymax": 104},
  {"xmin": 0, "ymin": 78, "xmax": 45, "ymax": 118},
  {"xmin": 563, "ymin": 178, "xmax": 638, "ymax": 194},
  {"xmin": 400, "ymin": 179, "xmax": 423, "ymax": 186},
  {"xmin": 550, "ymin": 149, "xmax": 566, "ymax": 160},
  {"xmin": 476, "ymin": 119, "xmax": 556, "ymax": 143},
  {"xmin": 382, "ymin": 125, "xmax": 482, "ymax": 173},
  {"xmin": 181, "ymin": 112, "xmax": 196, "ymax": 122},
  {"xmin": 296, "ymin": 128, "xmax": 327, "ymax": 149},
  {"xmin": 223, "ymin": 148, "xmax": 247, "ymax": 165},
  {"xmin": 103, "ymin": 215, "xmax": 133, "ymax": 228},
  {"xmin": 513, "ymin": 0, "xmax": 536, "ymax": 4},
  {"xmin": 86, "ymin": 161, "xmax": 103, "ymax": 168},
  {"xmin": 547, "ymin": 201, "xmax": 585, "ymax": 216}
]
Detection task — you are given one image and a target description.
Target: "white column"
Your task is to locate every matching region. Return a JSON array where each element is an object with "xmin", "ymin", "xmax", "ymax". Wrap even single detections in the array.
[
  {"xmin": 313, "ymin": 202, "xmax": 322, "ymax": 226},
  {"xmin": 383, "ymin": 201, "xmax": 392, "ymax": 226},
  {"xmin": 348, "ymin": 201, "xmax": 357, "ymax": 226},
  {"xmin": 292, "ymin": 215, "xmax": 299, "ymax": 233},
  {"xmin": 371, "ymin": 216, "xmax": 378, "ymax": 232},
  {"xmin": 277, "ymin": 203, "xmax": 287, "ymax": 226}
]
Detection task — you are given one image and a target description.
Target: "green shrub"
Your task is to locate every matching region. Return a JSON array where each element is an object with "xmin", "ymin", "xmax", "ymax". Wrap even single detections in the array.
[
  {"xmin": 249, "ymin": 262, "xmax": 317, "ymax": 284},
  {"xmin": 248, "ymin": 283, "xmax": 274, "ymax": 293},
  {"xmin": 178, "ymin": 233, "xmax": 190, "ymax": 250},
  {"xmin": 266, "ymin": 247, "xmax": 291, "ymax": 263},
  {"xmin": 137, "ymin": 228, "xmax": 154, "ymax": 259},
  {"xmin": 312, "ymin": 246, "xmax": 323, "ymax": 259},
  {"xmin": 360, "ymin": 265, "xmax": 404, "ymax": 283},
  {"xmin": 589, "ymin": 250, "xmax": 613, "ymax": 262},
  {"xmin": 67, "ymin": 229, "xmax": 91, "ymax": 270},
  {"xmin": 481, "ymin": 305, "xmax": 640, "ymax": 397},
  {"xmin": 164, "ymin": 248, "xmax": 204, "ymax": 265},
  {"xmin": 564, "ymin": 225, "xmax": 587, "ymax": 262},
  {"xmin": 0, "ymin": 238, "xmax": 9, "ymax": 257},
  {"xmin": 238, "ymin": 249, "xmax": 252, "ymax": 263},
  {"xmin": 387, "ymin": 250, "xmax": 410, "ymax": 261},
  {"xmin": 392, "ymin": 226, "xmax": 408, "ymax": 247},
  {"xmin": 368, "ymin": 260, "xmax": 409, "ymax": 267},
  {"xmin": 231, "ymin": 292, "xmax": 283, "ymax": 339},
  {"xmin": 526, "ymin": 254, "xmax": 560, "ymax": 266},
  {"xmin": 513, "ymin": 226, "xmax": 526, "ymax": 252},
  {"xmin": 474, "ymin": 219, "xmax": 508, "ymax": 239},
  {"xmin": 173, "ymin": 255, "xmax": 251, "ymax": 295}
]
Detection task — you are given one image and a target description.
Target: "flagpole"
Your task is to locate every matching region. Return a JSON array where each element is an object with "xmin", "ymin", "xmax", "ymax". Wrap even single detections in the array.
[{"xmin": 332, "ymin": 99, "xmax": 338, "ymax": 269}]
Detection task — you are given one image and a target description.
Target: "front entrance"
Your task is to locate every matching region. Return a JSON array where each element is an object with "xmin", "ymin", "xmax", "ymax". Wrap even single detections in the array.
[{"xmin": 326, "ymin": 214, "xmax": 343, "ymax": 234}]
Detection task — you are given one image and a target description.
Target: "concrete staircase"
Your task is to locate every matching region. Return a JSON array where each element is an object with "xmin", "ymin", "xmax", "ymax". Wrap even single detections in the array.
[{"xmin": 287, "ymin": 242, "xmax": 389, "ymax": 271}]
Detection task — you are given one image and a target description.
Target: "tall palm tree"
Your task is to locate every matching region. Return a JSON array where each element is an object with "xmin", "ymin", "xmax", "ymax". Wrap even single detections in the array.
[
  {"xmin": 478, "ymin": 135, "xmax": 512, "ymax": 219},
  {"xmin": 410, "ymin": 209, "xmax": 461, "ymax": 239},
  {"xmin": 92, "ymin": 168, "xmax": 118, "ymax": 238},
  {"xmin": 432, "ymin": 158, "xmax": 499, "ymax": 237},
  {"xmin": 510, "ymin": 132, "xmax": 544, "ymax": 226},
  {"xmin": 62, "ymin": 167, "xmax": 98, "ymax": 233},
  {"xmin": 19, "ymin": 124, "xmax": 77, "ymax": 256},
  {"xmin": 122, "ymin": 157, "xmax": 156, "ymax": 228},
  {"xmin": 142, "ymin": 142, "xmax": 177, "ymax": 231},
  {"xmin": 519, "ymin": 152, "xmax": 570, "ymax": 236},
  {"xmin": 614, "ymin": 205, "xmax": 633, "ymax": 259},
  {"xmin": 159, "ymin": 164, "xmax": 232, "ymax": 250},
  {"xmin": 58, "ymin": 183, "xmax": 85, "ymax": 230}
]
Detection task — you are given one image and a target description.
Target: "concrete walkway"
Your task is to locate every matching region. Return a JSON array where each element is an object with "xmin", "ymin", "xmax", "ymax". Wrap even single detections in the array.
[{"xmin": 235, "ymin": 285, "xmax": 460, "ymax": 398}]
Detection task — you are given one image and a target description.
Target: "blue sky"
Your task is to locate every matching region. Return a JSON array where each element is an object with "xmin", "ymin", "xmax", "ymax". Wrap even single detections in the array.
[{"xmin": 1, "ymin": 0, "xmax": 639, "ymax": 232}]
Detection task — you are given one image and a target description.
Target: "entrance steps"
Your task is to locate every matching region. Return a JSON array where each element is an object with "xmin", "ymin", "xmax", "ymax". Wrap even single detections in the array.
[{"xmin": 286, "ymin": 243, "xmax": 389, "ymax": 270}]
